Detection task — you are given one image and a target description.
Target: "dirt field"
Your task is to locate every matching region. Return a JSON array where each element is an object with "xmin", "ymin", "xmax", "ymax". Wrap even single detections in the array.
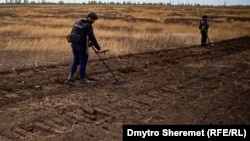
[{"xmin": 0, "ymin": 36, "xmax": 249, "ymax": 141}]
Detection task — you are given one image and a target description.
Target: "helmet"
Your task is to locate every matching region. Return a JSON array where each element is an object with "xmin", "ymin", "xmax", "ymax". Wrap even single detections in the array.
[{"xmin": 86, "ymin": 12, "xmax": 98, "ymax": 20}]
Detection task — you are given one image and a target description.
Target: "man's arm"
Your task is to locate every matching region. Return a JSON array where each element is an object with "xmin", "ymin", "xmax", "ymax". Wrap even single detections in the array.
[{"xmin": 86, "ymin": 26, "xmax": 101, "ymax": 50}]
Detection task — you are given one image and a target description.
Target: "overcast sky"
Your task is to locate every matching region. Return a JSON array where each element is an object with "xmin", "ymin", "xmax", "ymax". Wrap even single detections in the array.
[{"xmin": 1, "ymin": 0, "xmax": 250, "ymax": 5}]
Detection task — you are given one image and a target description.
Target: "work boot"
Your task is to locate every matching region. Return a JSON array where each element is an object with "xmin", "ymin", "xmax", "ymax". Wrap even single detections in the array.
[
  {"xmin": 201, "ymin": 42, "xmax": 207, "ymax": 47},
  {"xmin": 80, "ymin": 78, "xmax": 91, "ymax": 84},
  {"xmin": 68, "ymin": 73, "xmax": 74, "ymax": 81}
]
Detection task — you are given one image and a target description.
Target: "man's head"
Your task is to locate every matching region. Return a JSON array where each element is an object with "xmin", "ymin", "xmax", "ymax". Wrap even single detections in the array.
[
  {"xmin": 86, "ymin": 12, "xmax": 98, "ymax": 24},
  {"xmin": 202, "ymin": 15, "xmax": 208, "ymax": 19}
]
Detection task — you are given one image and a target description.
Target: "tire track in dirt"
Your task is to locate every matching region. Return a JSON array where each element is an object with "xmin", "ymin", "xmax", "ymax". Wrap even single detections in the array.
[
  {"xmin": 3, "ymin": 89, "xmax": 168, "ymax": 140},
  {"xmin": 0, "ymin": 100, "xmax": 119, "ymax": 140}
]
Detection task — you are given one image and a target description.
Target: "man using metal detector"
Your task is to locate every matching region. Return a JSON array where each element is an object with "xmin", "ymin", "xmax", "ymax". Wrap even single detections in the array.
[
  {"xmin": 67, "ymin": 12, "xmax": 104, "ymax": 83},
  {"xmin": 199, "ymin": 15, "xmax": 210, "ymax": 47}
]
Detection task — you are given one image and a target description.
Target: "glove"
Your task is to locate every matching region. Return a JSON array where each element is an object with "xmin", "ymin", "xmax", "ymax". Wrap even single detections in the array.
[
  {"xmin": 88, "ymin": 40, "xmax": 93, "ymax": 47},
  {"xmin": 66, "ymin": 34, "xmax": 71, "ymax": 43}
]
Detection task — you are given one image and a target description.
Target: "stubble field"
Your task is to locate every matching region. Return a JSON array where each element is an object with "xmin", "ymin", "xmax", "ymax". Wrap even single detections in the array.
[{"xmin": 0, "ymin": 4, "xmax": 249, "ymax": 141}]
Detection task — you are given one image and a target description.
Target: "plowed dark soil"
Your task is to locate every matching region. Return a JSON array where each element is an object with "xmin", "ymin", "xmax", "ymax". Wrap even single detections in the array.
[{"xmin": 0, "ymin": 37, "xmax": 249, "ymax": 141}]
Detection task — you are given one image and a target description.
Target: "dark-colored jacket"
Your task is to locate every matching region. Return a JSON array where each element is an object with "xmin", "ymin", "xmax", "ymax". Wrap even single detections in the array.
[
  {"xmin": 199, "ymin": 18, "xmax": 209, "ymax": 31},
  {"xmin": 70, "ymin": 19, "xmax": 100, "ymax": 51}
]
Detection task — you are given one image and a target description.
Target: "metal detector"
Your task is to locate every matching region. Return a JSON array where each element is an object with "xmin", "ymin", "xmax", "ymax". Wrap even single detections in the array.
[
  {"xmin": 91, "ymin": 46, "xmax": 124, "ymax": 84},
  {"xmin": 206, "ymin": 30, "xmax": 213, "ymax": 47}
]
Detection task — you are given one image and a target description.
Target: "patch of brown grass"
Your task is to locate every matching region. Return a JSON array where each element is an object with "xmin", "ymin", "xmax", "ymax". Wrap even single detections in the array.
[{"xmin": 0, "ymin": 5, "xmax": 249, "ymax": 71}]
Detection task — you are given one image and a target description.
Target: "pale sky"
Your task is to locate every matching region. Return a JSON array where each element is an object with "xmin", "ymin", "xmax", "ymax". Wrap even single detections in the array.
[{"xmin": 1, "ymin": 0, "xmax": 250, "ymax": 5}]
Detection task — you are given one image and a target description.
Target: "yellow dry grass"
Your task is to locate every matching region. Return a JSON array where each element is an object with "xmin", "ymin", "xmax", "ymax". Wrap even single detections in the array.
[{"xmin": 0, "ymin": 4, "xmax": 249, "ymax": 70}]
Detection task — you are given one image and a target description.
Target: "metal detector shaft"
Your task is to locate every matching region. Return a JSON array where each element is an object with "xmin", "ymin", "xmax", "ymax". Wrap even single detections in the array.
[
  {"xmin": 91, "ymin": 46, "xmax": 120, "ymax": 82},
  {"xmin": 206, "ymin": 30, "xmax": 212, "ymax": 47}
]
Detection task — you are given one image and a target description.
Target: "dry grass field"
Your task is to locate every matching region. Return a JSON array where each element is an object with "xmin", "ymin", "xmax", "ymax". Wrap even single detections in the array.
[
  {"xmin": 0, "ymin": 4, "xmax": 249, "ymax": 71},
  {"xmin": 0, "ymin": 4, "xmax": 249, "ymax": 141}
]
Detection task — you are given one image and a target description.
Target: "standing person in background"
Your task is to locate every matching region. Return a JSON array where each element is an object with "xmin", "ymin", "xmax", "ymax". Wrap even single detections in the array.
[
  {"xmin": 199, "ymin": 15, "xmax": 209, "ymax": 47},
  {"xmin": 67, "ymin": 12, "xmax": 102, "ymax": 83}
]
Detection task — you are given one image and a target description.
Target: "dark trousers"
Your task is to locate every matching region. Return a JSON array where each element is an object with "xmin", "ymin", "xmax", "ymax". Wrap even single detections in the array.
[
  {"xmin": 69, "ymin": 44, "xmax": 89, "ymax": 79},
  {"xmin": 201, "ymin": 30, "xmax": 207, "ymax": 46}
]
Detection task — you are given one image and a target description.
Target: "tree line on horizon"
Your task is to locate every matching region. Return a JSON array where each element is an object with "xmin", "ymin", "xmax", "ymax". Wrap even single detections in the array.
[{"xmin": 3, "ymin": 0, "xmax": 230, "ymax": 6}]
